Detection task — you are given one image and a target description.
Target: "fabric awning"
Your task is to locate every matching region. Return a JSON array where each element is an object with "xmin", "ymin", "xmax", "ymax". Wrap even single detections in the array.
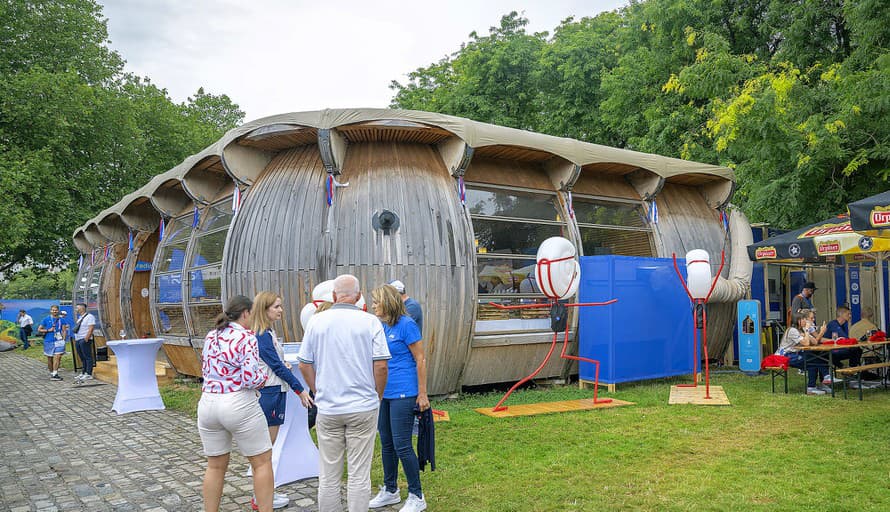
[{"xmin": 849, "ymin": 190, "xmax": 890, "ymax": 238}]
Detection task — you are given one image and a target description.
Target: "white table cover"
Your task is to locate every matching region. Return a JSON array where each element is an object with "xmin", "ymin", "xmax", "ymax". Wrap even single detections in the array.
[
  {"xmin": 249, "ymin": 369, "xmax": 319, "ymax": 486},
  {"xmin": 107, "ymin": 338, "xmax": 166, "ymax": 415}
]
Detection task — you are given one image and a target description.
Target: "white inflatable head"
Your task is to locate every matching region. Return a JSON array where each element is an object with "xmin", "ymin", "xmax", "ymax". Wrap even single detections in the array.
[
  {"xmin": 685, "ymin": 249, "xmax": 712, "ymax": 299},
  {"xmin": 356, "ymin": 293, "xmax": 366, "ymax": 311},
  {"xmin": 535, "ymin": 236, "xmax": 580, "ymax": 300},
  {"xmin": 300, "ymin": 302, "xmax": 317, "ymax": 330},
  {"xmin": 312, "ymin": 280, "xmax": 335, "ymax": 303}
]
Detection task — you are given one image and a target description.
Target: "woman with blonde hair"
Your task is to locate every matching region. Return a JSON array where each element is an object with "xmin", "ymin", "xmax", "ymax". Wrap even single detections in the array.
[
  {"xmin": 775, "ymin": 309, "xmax": 829, "ymax": 395},
  {"xmin": 198, "ymin": 295, "xmax": 273, "ymax": 512},
  {"xmin": 368, "ymin": 284, "xmax": 429, "ymax": 512},
  {"xmin": 252, "ymin": 291, "xmax": 313, "ymax": 510}
]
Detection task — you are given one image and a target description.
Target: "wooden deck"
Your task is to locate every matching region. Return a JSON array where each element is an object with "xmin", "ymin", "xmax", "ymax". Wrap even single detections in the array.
[
  {"xmin": 475, "ymin": 398, "xmax": 634, "ymax": 418},
  {"xmin": 668, "ymin": 385, "xmax": 731, "ymax": 406}
]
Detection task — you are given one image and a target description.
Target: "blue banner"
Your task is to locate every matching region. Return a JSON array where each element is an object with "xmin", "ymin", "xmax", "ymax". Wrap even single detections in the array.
[{"xmin": 849, "ymin": 266, "xmax": 861, "ymax": 323}]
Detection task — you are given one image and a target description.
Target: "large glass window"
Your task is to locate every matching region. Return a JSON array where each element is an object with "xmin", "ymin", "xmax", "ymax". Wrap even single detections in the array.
[
  {"xmin": 186, "ymin": 201, "xmax": 232, "ymax": 335},
  {"xmin": 468, "ymin": 184, "xmax": 566, "ymax": 333},
  {"xmin": 152, "ymin": 213, "xmax": 192, "ymax": 337},
  {"xmin": 573, "ymin": 196, "xmax": 653, "ymax": 257}
]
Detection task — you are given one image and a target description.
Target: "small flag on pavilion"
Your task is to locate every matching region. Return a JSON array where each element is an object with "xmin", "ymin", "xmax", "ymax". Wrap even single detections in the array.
[
  {"xmin": 326, "ymin": 175, "xmax": 334, "ymax": 206},
  {"xmin": 78, "ymin": 254, "xmax": 83, "ymax": 269},
  {"xmin": 566, "ymin": 190, "xmax": 575, "ymax": 219},
  {"xmin": 192, "ymin": 206, "xmax": 200, "ymax": 228},
  {"xmin": 648, "ymin": 199, "xmax": 658, "ymax": 224},
  {"xmin": 159, "ymin": 217, "xmax": 166, "ymax": 241},
  {"xmin": 128, "ymin": 230, "xmax": 134, "ymax": 251},
  {"xmin": 103, "ymin": 245, "xmax": 110, "ymax": 262},
  {"xmin": 117, "ymin": 259, "xmax": 125, "ymax": 270},
  {"xmin": 232, "ymin": 186, "xmax": 242, "ymax": 214}
]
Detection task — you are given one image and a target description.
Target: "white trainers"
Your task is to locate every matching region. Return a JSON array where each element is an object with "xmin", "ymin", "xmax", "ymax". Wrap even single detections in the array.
[
  {"xmin": 273, "ymin": 491, "xmax": 288, "ymax": 501},
  {"xmin": 807, "ymin": 387, "xmax": 826, "ymax": 396},
  {"xmin": 251, "ymin": 494, "xmax": 289, "ymax": 510},
  {"xmin": 81, "ymin": 374, "xmax": 93, "ymax": 381},
  {"xmin": 822, "ymin": 375, "xmax": 843, "ymax": 385},
  {"xmin": 369, "ymin": 485, "xmax": 401, "ymax": 508},
  {"xmin": 399, "ymin": 493, "xmax": 427, "ymax": 512}
]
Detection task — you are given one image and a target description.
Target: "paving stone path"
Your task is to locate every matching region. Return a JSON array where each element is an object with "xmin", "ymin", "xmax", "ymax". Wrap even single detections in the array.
[{"xmin": 0, "ymin": 353, "xmax": 402, "ymax": 512}]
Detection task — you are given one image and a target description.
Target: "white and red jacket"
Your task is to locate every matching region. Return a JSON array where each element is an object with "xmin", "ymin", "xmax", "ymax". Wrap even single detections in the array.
[{"xmin": 201, "ymin": 322, "xmax": 267, "ymax": 393}]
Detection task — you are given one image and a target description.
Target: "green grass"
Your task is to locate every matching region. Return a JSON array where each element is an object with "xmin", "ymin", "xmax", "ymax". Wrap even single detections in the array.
[
  {"xmin": 18, "ymin": 337, "xmax": 74, "ymax": 370},
  {"xmin": 20, "ymin": 339, "xmax": 888, "ymax": 512}
]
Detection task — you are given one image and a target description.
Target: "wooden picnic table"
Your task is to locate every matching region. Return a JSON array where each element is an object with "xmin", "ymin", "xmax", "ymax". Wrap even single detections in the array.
[{"xmin": 797, "ymin": 339, "xmax": 890, "ymax": 397}]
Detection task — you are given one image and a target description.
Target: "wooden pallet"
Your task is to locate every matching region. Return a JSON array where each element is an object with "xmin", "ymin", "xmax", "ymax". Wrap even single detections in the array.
[
  {"xmin": 578, "ymin": 379, "xmax": 617, "ymax": 393},
  {"xmin": 92, "ymin": 355, "xmax": 177, "ymax": 386},
  {"xmin": 475, "ymin": 398, "xmax": 634, "ymax": 418},
  {"xmin": 668, "ymin": 385, "xmax": 731, "ymax": 406}
]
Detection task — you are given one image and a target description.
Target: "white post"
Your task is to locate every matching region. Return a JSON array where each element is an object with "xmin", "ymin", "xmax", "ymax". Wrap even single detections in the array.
[{"xmin": 878, "ymin": 254, "xmax": 887, "ymax": 331}]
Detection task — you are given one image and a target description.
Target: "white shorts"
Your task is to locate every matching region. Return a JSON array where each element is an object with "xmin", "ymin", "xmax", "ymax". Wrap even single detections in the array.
[{"xmin": 197, "ymin": 390, "xmax": 272, "ymax": 457}]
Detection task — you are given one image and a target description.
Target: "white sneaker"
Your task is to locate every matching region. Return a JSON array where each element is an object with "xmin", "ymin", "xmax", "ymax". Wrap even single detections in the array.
[
  {"xmin": 807, "ymin": 387, "xmax": 826, "ymax": 396},
  {"xmin": 399, "ymin": 493, "xmax": 427, "ymax": 512},
  {"xmin": 272, "ymin": 493, "xmax": 289, "ymax": 509},
  {"xmin": 369, "ymin": 485, "xmax": 401, "ymax": 508},
  {"xmin": 273, "ymin": 491, "xmax": 288, "ymax": 501},
  {"xmin": 81, "ymin": 374, "xmax": 93, "ymax": 381},
  {"xmin": 822, "ymin": 375, "xmax": 843, "ymax": 385}
]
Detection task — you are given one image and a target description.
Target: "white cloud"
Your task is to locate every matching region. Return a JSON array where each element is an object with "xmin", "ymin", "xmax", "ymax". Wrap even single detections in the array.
[{"xmin": 98, "ymin": 0, "xmax": 627, "ymax": 121}]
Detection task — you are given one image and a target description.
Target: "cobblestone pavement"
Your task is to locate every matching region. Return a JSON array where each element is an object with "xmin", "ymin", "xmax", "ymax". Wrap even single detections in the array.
[{"xmin": 0, "ymin": 354, "xmax": 403, "ymax": 512}]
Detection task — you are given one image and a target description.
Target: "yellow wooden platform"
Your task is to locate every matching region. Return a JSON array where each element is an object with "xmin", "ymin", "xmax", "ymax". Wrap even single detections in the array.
[
  {"xmin": 432, "ymin": 410, "xmax": 450, "ymax": 423},
  {"xmin": 475, "ymin": 398, "xmax": 634, "ymax": 418},
  {"xmin": 92, "ymin": 355, "xmax": 176, "ymax": 386},
  {"xmin": 668, "ymin": 385, "xmax": 731, "ymax": 406}
]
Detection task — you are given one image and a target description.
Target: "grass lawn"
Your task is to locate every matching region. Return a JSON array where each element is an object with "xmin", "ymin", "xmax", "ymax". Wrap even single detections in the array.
[{"xmin": 19, "ymin": 338, "xmax": 888, "ymax": 511}]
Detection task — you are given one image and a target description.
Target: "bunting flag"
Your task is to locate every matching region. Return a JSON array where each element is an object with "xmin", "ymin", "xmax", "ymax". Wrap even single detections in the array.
[
  {"xmin": 566, "ymin": 190, "xmax": 575, "ymax": 219},
  {"xmin": 326, "ymin": 174, "xmax": 334, "ymax": 206},
  {"xmin": 90, "ymin": 250, "xmax": 95, "ymax": 266},
  {"xmin": 720, "ymin": 209, "xmax": 729, "ymax": 232},
  {"xmin": 159, "ymin": 217, "xmax": 166, "ymax": 241},
  {"xmin": 232, "ymin": 186, "xmax": 242, "ymax": 214},
  {"xmin": 458, "ymin": 176, "xmax": 466, "ymax": 205},
  {"xmin": 117, "ymin": 259, "xmax": 125, "ymax": 270},
  {"xmin": 103, "ymin": 244, "xmax": 110, "ymax": 262},
  {"xmin": 192, "ymin": 206, "xmax": 200, "ymax": 228},
  {"xmin": 128, "ymin": 230, "xmax": 134, "ymax": 251},
  {"xmin": 648, "ymin": 199, "xmax": 659, "ymax": 225},
  {"xmin": 78, "ymin": 254, "xmax": 84, "ymax": 269}
]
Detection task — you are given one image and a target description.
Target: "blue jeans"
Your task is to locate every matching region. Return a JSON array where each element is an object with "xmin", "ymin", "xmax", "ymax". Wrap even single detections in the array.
[
  {"xmin": 20, "ymin": 327, "xmax": 30, "ymax": 349},
  {"xmin": 378, "ymin": 396, "xmax": 422, "ymax": 498},
  {"xmin": 830, "ymin": 347, "xmax": 861, "ymax": 367},
  {"xmin": 76, "ymin": 339, "xmax": 94, "ymax": 375},
  {"xmin": 788, "ymin": 352, "xmax": 827, "ymax": 388}
]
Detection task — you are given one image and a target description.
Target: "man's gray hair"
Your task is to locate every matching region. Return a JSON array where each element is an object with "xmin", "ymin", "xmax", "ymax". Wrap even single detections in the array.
[{"xmin": 333, "ymin": 274, "xmax": 361, "ymax": 301}]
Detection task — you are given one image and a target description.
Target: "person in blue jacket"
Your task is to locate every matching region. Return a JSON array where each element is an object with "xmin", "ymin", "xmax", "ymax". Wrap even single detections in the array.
[
  {"xmin": 251, "ymin": 291, "xmax": 313, "ymax": 510},
  {"xmin": 37, "ymin": 305, "xmax": 67, "ymax": 380},
  {"xmin": 368, "ymin": 284, "xmax": 429, "ymax": 512}
]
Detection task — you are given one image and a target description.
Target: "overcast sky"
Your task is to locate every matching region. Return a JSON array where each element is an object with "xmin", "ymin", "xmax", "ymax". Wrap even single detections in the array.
[{"xmin": 98, "ymin": 0, "xmax": 628, "ymax": 122}]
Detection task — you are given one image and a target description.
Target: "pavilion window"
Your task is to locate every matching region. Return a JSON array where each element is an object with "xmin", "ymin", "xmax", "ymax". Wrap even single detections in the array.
[
  {"xmin": 151, "ymin": 214, "xmax": 192, "ymax": 336},
  {"xmin": 572, "ymin": 196, "xmax": 654, "ymax": 257},
  {"xmin": 467, "ymin": 184, "xmax": 567, "ymax": 333},
  {"xmin": 185, "ymin": 201, "xmax": 233, "ymax": 336}
]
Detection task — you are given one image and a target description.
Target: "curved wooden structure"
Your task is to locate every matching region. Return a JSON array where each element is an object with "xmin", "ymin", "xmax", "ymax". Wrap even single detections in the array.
[{"xmin": 73, "ymin": 109, "xmax": 749, "ymax": 393}]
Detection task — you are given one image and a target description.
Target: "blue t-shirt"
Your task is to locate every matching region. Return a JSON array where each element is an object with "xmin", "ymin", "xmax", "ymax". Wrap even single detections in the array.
[
  {"xmin": 825, "ymin": 319, "xmax": 849, "ymax": 340},
  {"xmin": 404, "ymin": 298, "xmax": 423, "ymax": 334},
  {"xmin": 40, "ymin": 316, "xmax": 63, "ymax": 343},
  {"xmin": 382, "ymin": 315, "xmax": 422, "ymax": 399}
]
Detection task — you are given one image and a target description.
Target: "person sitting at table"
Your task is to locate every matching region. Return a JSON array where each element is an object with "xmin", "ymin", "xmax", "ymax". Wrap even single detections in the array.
[
  {"xmin": 822, "ymin": 305, "xmax": 862, "ymax": 382},
  {"xmin": 197, "ymin": 295, "xmax": 274, "ymax": 512},
  {"xmin": 775, "ymin": 309, "xmax": 830, "ymax": 396},
  {"xmin": 251, "ymin": 291, "xmax": 314, "ymax": 510},
  {"xmin": 850, "ymin": 307, "xmax": 879, "ymax": 341}
]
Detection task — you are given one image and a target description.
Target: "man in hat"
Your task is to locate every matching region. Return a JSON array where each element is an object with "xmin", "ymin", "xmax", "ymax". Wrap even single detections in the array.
[
  {"xmin": 389, "ymin": 280, "xmax": 423, "ymax": 334},
  {"xmin": 791, "ymin": 282, "xmax": 817, "ymax": 319}
]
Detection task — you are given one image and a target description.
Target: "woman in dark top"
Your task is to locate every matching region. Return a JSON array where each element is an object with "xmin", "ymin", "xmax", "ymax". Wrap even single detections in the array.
[{"xmin": 252, "ymin": 291, "xmax": 313, "ymax": 510}]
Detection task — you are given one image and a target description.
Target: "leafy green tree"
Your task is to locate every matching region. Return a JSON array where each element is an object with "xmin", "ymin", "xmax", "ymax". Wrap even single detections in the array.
[
  {"xmin": 0, "ymin": 268, "xmax": 74, "ymax": 300},
  {"xmin": 0, "ymin": 0, "xmax": 244, "ymax": 273}
]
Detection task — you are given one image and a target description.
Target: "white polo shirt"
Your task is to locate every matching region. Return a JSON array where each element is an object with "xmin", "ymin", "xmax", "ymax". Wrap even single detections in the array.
[
  {"xmin": 298, "ymin": 303, "xmax": 390, "ymax": 415},
  {"xmin": 19, "ymin": 314, "xmax": 33, "ymax": 328},
  {"xmin": 75, "ymin": 313, "xmax": 96, "ymax": 340}
]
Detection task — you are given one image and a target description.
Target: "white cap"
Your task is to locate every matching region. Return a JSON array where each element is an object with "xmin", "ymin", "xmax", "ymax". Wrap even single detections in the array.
[{"xmin": 388, "ymin": 280, "xmax": 406, "ymax": 294}]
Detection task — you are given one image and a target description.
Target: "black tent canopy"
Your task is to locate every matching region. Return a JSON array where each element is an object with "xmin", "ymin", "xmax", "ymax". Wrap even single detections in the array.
[{"xmin": 849, "ymin": 190, "xmax": 890, "ymax": 238}]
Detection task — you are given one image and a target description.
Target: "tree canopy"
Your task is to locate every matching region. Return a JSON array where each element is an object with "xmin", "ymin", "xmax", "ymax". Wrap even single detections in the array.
[
  {"xmin": 0, "ymin": 0, "xmax": 244, "ymax": 273},
  {"xmin": 391, "ymin": 0, "xmax": 890, "ymax": 229}
]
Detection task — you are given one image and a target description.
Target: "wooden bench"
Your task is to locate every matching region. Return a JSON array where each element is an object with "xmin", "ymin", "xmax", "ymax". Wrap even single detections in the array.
[
  {"xmin": 835, "ymin": 362, "xmax": 890, "ymax": 400},
  {"xmin": 763, "ymin": 366, "xmax": 788, "ymax": 394}
]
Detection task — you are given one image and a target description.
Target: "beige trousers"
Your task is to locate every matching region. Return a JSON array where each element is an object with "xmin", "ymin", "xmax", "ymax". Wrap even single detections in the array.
[{"xmin": 316, "ymin": 408, "xmax": 379, "ymax": 512}]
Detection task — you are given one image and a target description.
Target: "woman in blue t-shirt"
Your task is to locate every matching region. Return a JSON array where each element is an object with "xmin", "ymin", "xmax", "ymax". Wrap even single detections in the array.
[{"xmin": 368, "ymin": 284, "xmax": 429, "ymax": 512}]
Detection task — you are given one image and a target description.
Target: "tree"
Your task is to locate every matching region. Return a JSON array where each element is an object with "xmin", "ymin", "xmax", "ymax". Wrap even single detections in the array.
[
  {"xmin": 0, "ymin": 0, "xmax": 244, "ymax": 273},
  {"xmin": 0, "ymin": 268, "xmax": 74, "ymax": 300}
]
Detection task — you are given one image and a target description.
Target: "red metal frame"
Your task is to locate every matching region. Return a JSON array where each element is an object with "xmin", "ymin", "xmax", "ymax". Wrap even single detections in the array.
[
  {"xmin": 671, "ymin": 251, "xmax": 725, "ymax": 399},
  {"xmin": 486, "ymin": 299, "xmax": 618, "ymax": 412}
]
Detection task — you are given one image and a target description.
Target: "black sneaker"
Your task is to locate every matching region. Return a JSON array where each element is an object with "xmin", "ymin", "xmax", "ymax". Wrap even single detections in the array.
[{"xmin": 50, "ymin": 374, "xmax": 63, "ymax": 381}]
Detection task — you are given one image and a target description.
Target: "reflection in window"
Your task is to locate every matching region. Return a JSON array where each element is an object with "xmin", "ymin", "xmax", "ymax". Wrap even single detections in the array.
[
  {"xmin": 156, "ymin": 305, "xmax": 187, "ymax": 335},
  {"xmin": 475, "ymin": 297, "xmax": 551, "ymax": 333},
  {"xmin": 190, "ymin": 229, "xmax": 227, "ymax": 267},
  {"xmin": 578, "ymin": 226, "xmax": 653, "ymax": 256},
  {"xmin": 164, "ymin": 216, "xmax": 192, "ymax": 243},
  {"xmin": 190, "ymin": 304, "xmax": 223, "ymax": 335},
  {"xmin": 156, "ymin": 272, "xmax": 182, "ymax": 304},
  {"xmin": 466, "ymin": 187, "xmax": 560, "ymax": 220},
  {"xmin": 473, "ymin": 219, "xmax": 564, "ymax": 256},
  {"xmin": 156, "ymin": 244, "xmax": 188, "ymax": 273},
  {"xmin": 202, "ymin": 205, "xmax": 233, "ymax": 232},
  {"xmin": 189, "ymin": 267, "xmax": 221, "ymax": 302},
  {"xmin": 572, "ymin": 199, "xmax": 647, "ymax": 228},
  {"xmin": 476, "ymin": 257, "xmax": 540, "ymax": 294},
  {"xmin": 573, "ymin": 195, "xmax": 653, "ymax": 257}
]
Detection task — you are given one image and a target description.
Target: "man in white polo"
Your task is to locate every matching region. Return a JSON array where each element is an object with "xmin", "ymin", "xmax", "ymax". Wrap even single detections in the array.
[
  {"xmin": 73, "ymin": 303, "xmax": 97, "ymax": 382},
  {"xmin": 299, "ymin": 274, "xmax": 390, "ymax": 512}
]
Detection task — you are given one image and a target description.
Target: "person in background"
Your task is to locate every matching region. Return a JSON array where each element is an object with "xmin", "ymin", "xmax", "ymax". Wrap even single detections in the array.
[
  {"xmin": 791, "ymin": 281, "xmax": 817, "ymax": 318},
  {"xmin": 850, "ymin": 307, "xmax": 879, "ymax": 341},
  {"xmin": 37, "ymin": 305, "xmax": 67, "ymax": 380},
  {"xmin": 299, "ymin": 275, "xmax": 390, "ymax": 512},
  {"xmin": 822, "ymin": 305, "xmax": 862, "ymax": 385},
  {"xmin": 17, "ymin": 310, "xmax": 33, "ymax": 350},
  {"xmin": 368, "ymin": 284, "xmax": 429, "ymax": 512},
  {"xmin": 197, "ymin": 295, "xmax": 273, "ymax": 512},
  {"xmin": 251, "ymin": 291, "xmax": 313, "ymax": 510},
  {"xmin": 73, "ymin": 303, "xmax": 96, "ymax": 383},
  {"xmin": 775, "ymin": 309, "xmax": 829, "ymax": 396},
  {"xmin": 388, "ymin": 280, "xmax": 423, "ymax": 334}
]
